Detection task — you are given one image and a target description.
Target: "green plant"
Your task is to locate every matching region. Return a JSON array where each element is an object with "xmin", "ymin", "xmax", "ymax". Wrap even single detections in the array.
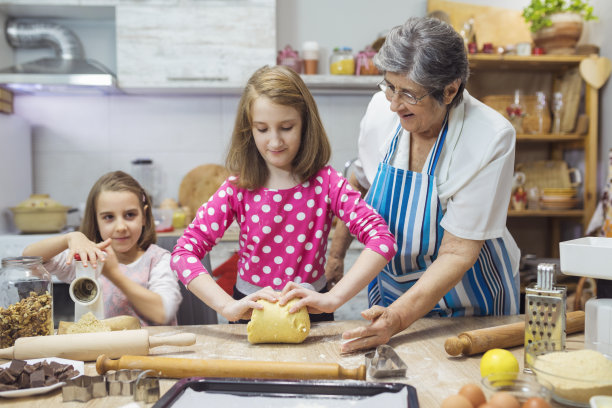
[{"xmin": 522, "ymin": 0, "xmax": 597, "ymax": 32}]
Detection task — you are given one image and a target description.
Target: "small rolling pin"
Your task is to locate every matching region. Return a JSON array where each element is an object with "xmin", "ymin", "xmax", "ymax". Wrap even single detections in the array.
[
  {"xmin": 444, "ymin": 310, "xmax": 585, "ymax": 356},
  {"xmin": 0, "ymin": 330, "xmax": 196, "ymax": 361},
  {"xmin": 96, "ymin": 354, "xmax": 366, "ymax": 381}
]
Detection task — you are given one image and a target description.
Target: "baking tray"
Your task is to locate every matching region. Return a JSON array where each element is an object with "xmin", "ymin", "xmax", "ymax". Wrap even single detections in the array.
[{"xmin": 153, "ymin": 377, "xmax": 419, "ymax": 408}]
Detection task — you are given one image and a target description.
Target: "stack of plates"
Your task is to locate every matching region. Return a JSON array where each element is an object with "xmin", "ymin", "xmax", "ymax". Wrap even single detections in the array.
[{"xmin": 540, "ymin": 188, "xmax": 579, "ymax": 210}]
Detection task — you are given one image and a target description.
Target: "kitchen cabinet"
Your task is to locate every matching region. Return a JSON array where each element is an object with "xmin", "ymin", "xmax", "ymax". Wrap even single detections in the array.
[
  {"xmin": 467, "ymin": 54, "xmax": 598, "ymax": 257},
  {"xmin": 115, "ymin": 0, "xmax": 276, "ymax": 91}
]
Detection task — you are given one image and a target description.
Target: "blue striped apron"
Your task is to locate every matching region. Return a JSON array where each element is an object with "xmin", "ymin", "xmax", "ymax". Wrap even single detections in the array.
[{"xmin": 366, "ymin": 122, "xmax": 519, "ymax": 316}]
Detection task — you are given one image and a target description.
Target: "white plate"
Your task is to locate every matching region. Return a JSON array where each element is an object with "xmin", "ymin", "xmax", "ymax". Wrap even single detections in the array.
[{"xmin": 0, "ymin": 357, "xmax": 84, "ymax": 398}]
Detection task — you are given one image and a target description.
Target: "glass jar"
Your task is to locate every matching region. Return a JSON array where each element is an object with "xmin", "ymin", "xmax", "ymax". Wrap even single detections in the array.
[
  {"xmin": 0, "ymin": 256, "xmax": 54, "ymax": 348},
  {"xmin": 329, "ymin": 47, "xmax": 355, "ymax": 75}
]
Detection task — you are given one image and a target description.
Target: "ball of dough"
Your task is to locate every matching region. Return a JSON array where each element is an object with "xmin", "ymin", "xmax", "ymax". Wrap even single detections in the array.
[{"xmin": 247, "ymin": 299, "xmax": 310, "ymax": 344}]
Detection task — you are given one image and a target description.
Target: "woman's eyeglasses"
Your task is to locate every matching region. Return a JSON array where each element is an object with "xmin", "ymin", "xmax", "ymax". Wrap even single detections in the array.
[{"xmin": 378, "ymin": 80, "xmax": 433, "ymax": 105}]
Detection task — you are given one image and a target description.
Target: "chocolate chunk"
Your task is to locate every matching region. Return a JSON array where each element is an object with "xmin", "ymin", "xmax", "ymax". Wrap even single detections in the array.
[
  {"xmin": 58, "ymin": 369, "xmax": 78, "ymax": 381},
  {"xmin": 0, "ymin": 369, "xmax": 16, "ymax": 385},
  {"xmin": 7, "ymin": 359, "xmax": 26, "ymax": 377},
  {"xmin": 29, "ymin": 368, "xmax": 44, "ymax": 388},
  {"xmin": 0, "ymin": 383, "xmax": 18, "ymax": 391},
  {"xmin": 18, "ymin": 372, "xmax": 29, "ymax": 389},
  {"xmin": 23, "ymin": 364, "xmax": 37, "ymax": 374},
  {"xmin": 44, "ymin": 377, "xmax": 59, "ymax": 386},
  {"xmin": 55, "ymin": 364, "xmax": 73, "ymax": 376},
  {"xmin": 43, "ymin": 363, "xmax": 55, "ymax": 378}
]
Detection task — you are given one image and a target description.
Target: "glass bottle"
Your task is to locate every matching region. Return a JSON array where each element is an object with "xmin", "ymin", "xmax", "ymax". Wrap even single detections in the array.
[
  {"xmin": 507, "ymin": 89, "xmax": 525, "ymax": 134},
  {"xmin": 329, "ymin": 47, "xmax": 355, "ymax": 75},
  {"xmin": 552, "ymin": 92, "xmax": 563, "ymax": 135},
  {"xmin": 534, "ymin": 91, "xmax": 548, "ymax": 134},
  {"xmin": 0, "ymin": 256, "xmax": 54, "ymax": 348}
]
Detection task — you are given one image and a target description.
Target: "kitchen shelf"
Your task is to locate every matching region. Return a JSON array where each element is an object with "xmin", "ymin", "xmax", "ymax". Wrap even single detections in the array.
[
  {"xmin": 301, "ymin": 74, "xmax": 382, "ymax": 94},
  {"xmin": 468, "ymin": 54, "xmax": 586, "ymax": 71},
  {"xmin": 507, "ymin": 209, "xmax": 584, "ymax": 217},
  {"xmin": 469, "ymin": 54, "xmax": 598, "ymax": 257},
  {"xmin": 516, "ymin": 133, "xmax": 584, "ymax": 142}
]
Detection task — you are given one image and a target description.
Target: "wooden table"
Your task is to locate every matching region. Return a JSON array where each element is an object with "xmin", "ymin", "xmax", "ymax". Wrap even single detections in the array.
[{"xmin": 2, "ymin": 316, "xmax": 581, "ymax": 407}]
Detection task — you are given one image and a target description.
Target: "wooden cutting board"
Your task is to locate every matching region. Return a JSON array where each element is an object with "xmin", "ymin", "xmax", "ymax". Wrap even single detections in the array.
[
  {"xmin": 178, "ymin": 164, "xmax": 229, "ymax": 220},
  {"xmin": 428, "ymin": 0, "xmax": 531, "ymax": 49}
]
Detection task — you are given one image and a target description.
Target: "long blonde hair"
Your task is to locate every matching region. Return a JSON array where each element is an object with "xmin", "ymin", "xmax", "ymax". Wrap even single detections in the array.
[
  {"xmin": 80, "ymin": 171, "xmax": 156, "ymax": 250},
  {"xmin": 225, "ymin": 65, "xmax": 331, "ymax": 189}
]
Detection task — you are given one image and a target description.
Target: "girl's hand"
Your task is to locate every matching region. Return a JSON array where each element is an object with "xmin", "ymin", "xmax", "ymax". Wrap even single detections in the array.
[
  {"xmin": 279, "ymin": 281, "xmax": 337, "ymax": 314},
  {"xmin": 66, "ymin": 232, "xmax": 109, "ymax": 268},
  {"xmin": 340, "ymin": 305, "xmax": 403, "ymax": 353},
  {"xmin": 100, "ymin": 244, "xmax": 120, "ymax": 281},
  {"xmin": 222, "ymin": 286, "xmax": 279, "ymax": 322}
]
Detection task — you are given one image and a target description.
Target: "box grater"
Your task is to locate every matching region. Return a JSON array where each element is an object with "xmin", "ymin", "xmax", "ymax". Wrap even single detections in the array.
[{"xmin": 524, "ymin": 263, "xmax": 567, "ymax": 369}]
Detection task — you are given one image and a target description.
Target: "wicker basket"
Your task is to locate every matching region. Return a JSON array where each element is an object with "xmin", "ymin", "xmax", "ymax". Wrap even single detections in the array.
[
  {"xmin": 515, "ymin": 160, "xmax": 581, "ymax": 191},
  {"xmin": 482, "ymin": 95, "xmax": 551, "ymax": 134}
]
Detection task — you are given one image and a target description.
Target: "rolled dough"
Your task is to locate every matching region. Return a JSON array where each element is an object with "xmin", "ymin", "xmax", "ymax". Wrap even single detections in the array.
[{"xmin": 247, "ymin": 299, "xmax": 310, "ymax": 344}]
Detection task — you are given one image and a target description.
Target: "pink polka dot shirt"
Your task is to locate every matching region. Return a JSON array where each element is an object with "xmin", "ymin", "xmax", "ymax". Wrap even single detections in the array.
[{"xmin": 172, "ymin": 166, "xmax": 396, "ymax": 291}]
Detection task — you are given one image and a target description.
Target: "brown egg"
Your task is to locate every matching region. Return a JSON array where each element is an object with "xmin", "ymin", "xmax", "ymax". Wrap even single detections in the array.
[
  {"xmin": 479, "ymin": 404, "xmax": 498, "ymax": 408},
  {"xmin": 459, "ymin": 383, "xmax": 487, "ymax": 408},
  {"xmin": 441, "ymin": 394, "xmax": 474, "ymax": 408},
  {"xmin": 489, "ymin": 392, "xmax": 521, "ymax": 408},
  {"xmin": 521, "ymin": 397, "xmax": 551, "ymax": 408}
]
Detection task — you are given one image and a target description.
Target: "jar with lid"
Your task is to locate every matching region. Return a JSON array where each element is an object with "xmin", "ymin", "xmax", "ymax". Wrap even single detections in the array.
[
  {"xmin": 330, "ymin": 47, "xmax": 355, "ymax": 75},
  {"xmin": 0, "ymin": 256, "xmax": 54, "ymax": 348}
]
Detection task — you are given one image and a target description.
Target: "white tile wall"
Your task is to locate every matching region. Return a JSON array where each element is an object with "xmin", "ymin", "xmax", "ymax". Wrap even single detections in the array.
[{"xmin": 13, "ymin": 91, "xmax": 375, "ymax": 209}]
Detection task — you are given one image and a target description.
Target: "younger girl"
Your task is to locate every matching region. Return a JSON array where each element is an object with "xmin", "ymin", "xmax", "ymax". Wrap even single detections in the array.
[
  {"xmin": 171, "ymin": 65, "xmax": 397, "ymax": 322},
  {"xmin": 23, "ymin": 171, "xmax": 182, "ymax": 326}
]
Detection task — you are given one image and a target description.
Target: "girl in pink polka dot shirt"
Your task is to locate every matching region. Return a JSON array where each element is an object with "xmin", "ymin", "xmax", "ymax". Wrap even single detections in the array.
[{"xmin": 172, "ymin": 65, "xmax": 396, "ymax": 323}]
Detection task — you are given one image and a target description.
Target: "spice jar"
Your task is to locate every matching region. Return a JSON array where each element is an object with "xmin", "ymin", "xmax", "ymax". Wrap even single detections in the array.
[
  {"xmin": 329, "ymin": 47, "xmax": 355, "ymax": 75},
  {"xmin": 0, "ymin": 256, "xmax": 54, "ymax": 348}
]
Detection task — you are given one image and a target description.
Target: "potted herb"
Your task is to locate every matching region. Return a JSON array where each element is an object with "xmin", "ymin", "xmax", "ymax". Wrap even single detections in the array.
[{"xmin": 522, "ymin": 0, "xmax": 597, "ymax": 54}]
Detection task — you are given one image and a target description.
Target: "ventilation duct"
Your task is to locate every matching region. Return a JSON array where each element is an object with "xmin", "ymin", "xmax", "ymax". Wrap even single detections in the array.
[{"xmin": 0, "ymin": 19, "xmax": 117, "ymax": 93}]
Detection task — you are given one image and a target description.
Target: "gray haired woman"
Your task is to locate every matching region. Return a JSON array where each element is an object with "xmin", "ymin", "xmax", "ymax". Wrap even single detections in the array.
[{"xmin": 326, "ymin": 16, "xmax": 520, "ymax": 353}]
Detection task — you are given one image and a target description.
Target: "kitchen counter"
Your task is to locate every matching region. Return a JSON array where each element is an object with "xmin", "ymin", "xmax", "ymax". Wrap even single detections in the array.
[{"xmin": 1, "ymin": 316, "xmax": 582, "ymax": 407}]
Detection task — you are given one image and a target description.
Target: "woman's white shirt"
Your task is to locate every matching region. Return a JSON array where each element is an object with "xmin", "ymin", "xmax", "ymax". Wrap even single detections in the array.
[{"xmin": 354, "ymin": 90, "xmax": 519, "ymax": 271}]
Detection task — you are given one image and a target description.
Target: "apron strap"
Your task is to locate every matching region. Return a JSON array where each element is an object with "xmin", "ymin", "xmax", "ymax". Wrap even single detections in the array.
[
  {"xmin": 426, "ymin": 114, "xmax": 449, "ymax": 175},
  {"xmin": 382, "ymin": 124, "xmax": 403, "ymax": 164}
]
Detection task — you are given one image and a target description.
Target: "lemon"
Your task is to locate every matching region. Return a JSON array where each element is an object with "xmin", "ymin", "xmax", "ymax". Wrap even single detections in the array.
[{"xmin": 480, "ymin": 348, "xmax": 519, "ymax": 379}]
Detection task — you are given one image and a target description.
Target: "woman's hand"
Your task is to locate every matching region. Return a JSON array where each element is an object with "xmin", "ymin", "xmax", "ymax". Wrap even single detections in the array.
[
  {"xmin": 66, "ymin": 232, "xmax": 110, "ymax": 268},
  {"xmin": 279, "ymin": 281, "xmax": 337, "ymax": 314},
  {"xmin": 340, "ymin": 305, "xmax": 403, "ymax": 353},
  {"xmin": 222, "ymin": 286, "xmax": 279, "ymax": 322}
]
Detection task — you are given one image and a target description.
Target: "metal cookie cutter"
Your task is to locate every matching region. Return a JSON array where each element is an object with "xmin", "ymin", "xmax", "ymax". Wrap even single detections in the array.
[
  {"xmin": 134, "ymin": 370, "xmax": 160, "ymax": 403},
  {"xmin": 62, "ymin": 375, "xmax": 107, "ymax": 402},
  {"xmin": 106, "ymin": 369, "xmax": 160, "ymax": 402},
  {"xmin": 365, "ymin": 345, "xmax": 407, "ymax": 379}
]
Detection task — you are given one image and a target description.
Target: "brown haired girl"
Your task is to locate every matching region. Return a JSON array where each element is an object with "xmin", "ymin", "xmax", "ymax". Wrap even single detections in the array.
[
  {"xmin": 172, "ymin": 65, "xmax": 397, "ymax": 323},
  {"xmin": 23, "ymin": 171, "xmax": 182, "ymax": 326}
]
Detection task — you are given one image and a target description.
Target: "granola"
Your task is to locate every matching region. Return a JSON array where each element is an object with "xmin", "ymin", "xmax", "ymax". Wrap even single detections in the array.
[{"xmin": 0, "ymin": 291, "xmax": 53, "ymax": 348}]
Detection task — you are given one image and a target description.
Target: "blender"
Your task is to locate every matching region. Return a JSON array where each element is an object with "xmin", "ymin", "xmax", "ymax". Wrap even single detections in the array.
[{"xmin": 131, "ymin": 158, "xmax": 162, "ymax": 206}]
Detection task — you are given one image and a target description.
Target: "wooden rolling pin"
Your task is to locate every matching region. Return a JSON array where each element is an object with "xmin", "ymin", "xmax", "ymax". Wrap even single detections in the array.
[
  {"xmin": 96, "ymin": 354, "xmax": 366, "ymax": 381},
  {"xmin": 0, "ymin": 330, "xmax": 196, "ymax": 361},
  {"xmin": 444, "ymin": 310, "xmax": 585, "ymax": 356}
]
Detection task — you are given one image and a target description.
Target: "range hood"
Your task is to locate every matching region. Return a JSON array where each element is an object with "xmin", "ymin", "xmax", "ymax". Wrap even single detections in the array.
[{"xmin": 0, "ymin": 19, "xmax": 118, "ymax": 94}]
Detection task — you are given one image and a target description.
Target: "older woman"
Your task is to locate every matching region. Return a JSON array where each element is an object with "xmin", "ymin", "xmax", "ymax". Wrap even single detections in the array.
[{"xmin": 325, "ymin": 16, "xmax": 520, "ymax": 353}]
